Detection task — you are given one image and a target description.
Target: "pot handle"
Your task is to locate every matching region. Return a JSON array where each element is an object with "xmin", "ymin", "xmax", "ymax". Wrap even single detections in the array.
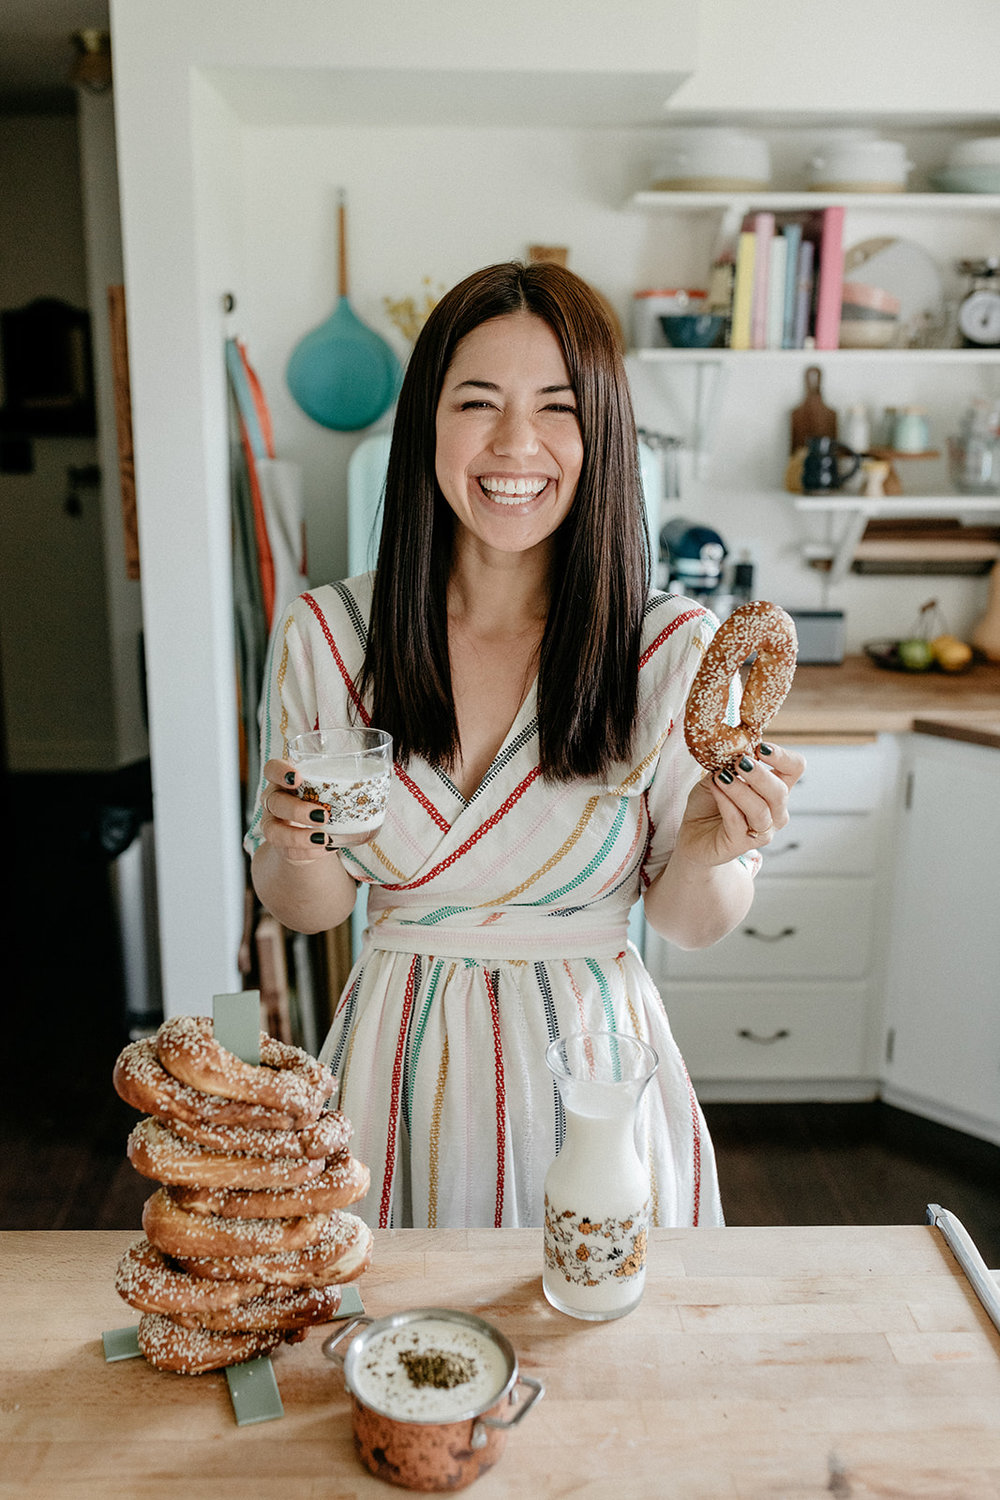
[
  {"xmin": 322, "ymin": 1315, "xmax": 372, "ymax": 1369},
  {"xmin": 471, "ymin": 1375, "xmax": 545, "ymax": 1449}
]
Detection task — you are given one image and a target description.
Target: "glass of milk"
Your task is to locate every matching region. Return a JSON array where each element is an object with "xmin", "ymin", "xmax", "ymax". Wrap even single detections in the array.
[
  {"xmin": 542, "ymin": 1030, "xmax": 659, "ymax": 1322},
  {"xmin": 288, "ymin": 727, "xmax": 392, "ymax": 842}
]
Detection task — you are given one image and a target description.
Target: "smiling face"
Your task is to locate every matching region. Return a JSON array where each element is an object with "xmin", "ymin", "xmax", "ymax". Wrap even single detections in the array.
[{"xmin": 434, "ymin": 311, "xmax": 584, "ymax": 559}]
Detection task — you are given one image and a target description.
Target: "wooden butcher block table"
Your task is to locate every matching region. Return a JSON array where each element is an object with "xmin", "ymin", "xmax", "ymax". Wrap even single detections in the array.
[{"xmin": 4, "ymin": 1225, "xmax": 1000, "ymax": 1499}]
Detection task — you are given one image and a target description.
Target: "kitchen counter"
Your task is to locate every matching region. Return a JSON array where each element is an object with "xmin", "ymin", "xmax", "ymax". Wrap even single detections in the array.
[
  {"xmin": 5, "ymin": 1225, "xmax": 1000, "ymax": 1497},
  {"xmin": 770, "ymin": 654, "xmax": 1000, "ymax": 742},
  {"xmin": 911, "ymin": 717, "xmax": 1000, "ymax": 750}
]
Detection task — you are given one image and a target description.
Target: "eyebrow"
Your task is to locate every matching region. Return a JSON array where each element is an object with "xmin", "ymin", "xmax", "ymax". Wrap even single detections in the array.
[{"xmin": 452, "ymin": 379, "xmax": 576, "ymax": 395}]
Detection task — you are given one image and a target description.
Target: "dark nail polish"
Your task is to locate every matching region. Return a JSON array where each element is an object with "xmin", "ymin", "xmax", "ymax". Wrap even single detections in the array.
[
  {"xmin": 284, "ymin": 772, "xmax": 296, "ymax": 785},
  {"xmin": 716, "ymin": 769, "xmax": 734, "ymax": 785},
  {"xmin": 309, "ymin": 808, "xmax": 326, "ymax": 823},
  {"xmin": 758, "ymin": 742, "xmax": 773, "ymax": 756},
  {"xmin": 310, "ymin": 831, "xmax": 325, "ymax": 844},
  {"xmin": 739, "ymin": 756, "xmax": 755, "ymax": 773}
]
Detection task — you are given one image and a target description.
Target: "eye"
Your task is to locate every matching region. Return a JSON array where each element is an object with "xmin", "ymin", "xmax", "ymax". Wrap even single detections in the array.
[
  {"xmin": 458, "ymin": 399, "xmax": 496, "ymax": 411},
  {"xmin": 542, "ymin": 402, "xmax": 578, "ymax": 415}
]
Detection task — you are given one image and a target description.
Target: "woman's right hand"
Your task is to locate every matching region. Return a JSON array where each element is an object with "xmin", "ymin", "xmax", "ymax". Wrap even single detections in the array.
[
  {"xmin": 259, "ymin": 759, "xmax": 380, "ymax": 859},
  {"xmin": 252, "ymin": 761, "xmax": 363, "ymax": 934}
]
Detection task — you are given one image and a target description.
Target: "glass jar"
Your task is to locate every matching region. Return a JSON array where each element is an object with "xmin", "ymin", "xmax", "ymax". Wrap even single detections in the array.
[{"xmin": 948, "ymin": 400, "xmax": 1000, "ymax": 495}]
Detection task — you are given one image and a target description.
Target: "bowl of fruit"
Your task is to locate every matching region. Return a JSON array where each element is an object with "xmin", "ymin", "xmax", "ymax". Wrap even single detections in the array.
[{"xmin": 865, "ymin": 602, "xmax": 975, "ymax": 673}]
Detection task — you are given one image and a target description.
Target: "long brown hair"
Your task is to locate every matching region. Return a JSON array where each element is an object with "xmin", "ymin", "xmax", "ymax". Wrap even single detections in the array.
[{"xmin": 358, "ymin": 260, "xmax": 650, "ymax": 782}]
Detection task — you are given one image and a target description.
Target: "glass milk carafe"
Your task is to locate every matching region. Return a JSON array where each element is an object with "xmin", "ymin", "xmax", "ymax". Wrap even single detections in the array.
[{"xmin": 542, "ymin": 1031, "xmax": 659, "ymax": 1322}]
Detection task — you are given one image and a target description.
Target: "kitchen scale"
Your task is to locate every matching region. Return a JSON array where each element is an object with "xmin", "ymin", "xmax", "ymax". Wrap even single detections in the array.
[{"xmin": 956, "ymin": 257, "xmax": 1000, "ymax": 348}]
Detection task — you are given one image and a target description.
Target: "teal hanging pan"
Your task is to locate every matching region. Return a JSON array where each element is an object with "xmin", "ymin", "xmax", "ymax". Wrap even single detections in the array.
[{"xmin": 286, "ymin": 191, "xmax": 402, "ymax": 432}]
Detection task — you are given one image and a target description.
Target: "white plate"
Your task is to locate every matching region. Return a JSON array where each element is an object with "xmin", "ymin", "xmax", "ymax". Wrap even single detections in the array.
[{"xmin": 843, "ymin": 237, "xmax": 944, "ymax": 336}]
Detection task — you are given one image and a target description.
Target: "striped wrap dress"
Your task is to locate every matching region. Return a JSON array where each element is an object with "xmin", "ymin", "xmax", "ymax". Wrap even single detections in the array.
[{"xmin": 246, "ymin": 573, "xmax": 756, "ymax": 1231}]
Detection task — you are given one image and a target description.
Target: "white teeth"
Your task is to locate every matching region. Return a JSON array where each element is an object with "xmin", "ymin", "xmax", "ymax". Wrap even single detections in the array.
[{"xmin": 480, "ymin": 477, "xmax": 549, "ymax": 502}]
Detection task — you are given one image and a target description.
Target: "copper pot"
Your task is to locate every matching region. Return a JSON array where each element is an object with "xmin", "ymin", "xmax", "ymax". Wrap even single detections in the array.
[{"xmin": 323, "ymin": 1307, "xmax": 544, "ymax": 1492}]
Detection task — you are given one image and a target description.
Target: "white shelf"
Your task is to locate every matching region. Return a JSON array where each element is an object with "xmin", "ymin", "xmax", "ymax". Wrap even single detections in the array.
[
  {"xmin": 794, "ymin": 494, "xmax": 1000, "ymax": 583},
  {"xmin": 634, "ymin": 346, "xmax": 1000, "ymax": 364},
  {"xmin": 631, "ymin": 190, "xmax": 1000, "ymax": 214},
  {"xmin": 630, "ymin": 181, "xmax": 1000, "ymax": 491},
  {"xmin": 795, "ymin": 495, "xmax": 1000, "ymax": 513}
]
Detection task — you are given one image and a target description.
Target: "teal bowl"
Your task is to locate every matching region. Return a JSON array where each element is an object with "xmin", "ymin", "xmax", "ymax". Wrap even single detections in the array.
[{"xmin": 659, "ymin": 314, "xmax": 724, "ymax": 349}]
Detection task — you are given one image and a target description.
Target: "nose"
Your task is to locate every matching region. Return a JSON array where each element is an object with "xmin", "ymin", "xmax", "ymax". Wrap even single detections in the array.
[{"xmin": 491, "ymin": 405, "xmax": 539, "ymax": 457}]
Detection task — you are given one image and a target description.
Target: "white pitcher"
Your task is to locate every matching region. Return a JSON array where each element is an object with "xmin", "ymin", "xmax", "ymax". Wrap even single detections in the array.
[{"xmin": 542, "ymin": 1031, "xmax": 659, "ymax": 1322}]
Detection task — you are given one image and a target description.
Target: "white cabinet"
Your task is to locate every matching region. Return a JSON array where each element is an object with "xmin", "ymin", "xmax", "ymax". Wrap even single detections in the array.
[
  {"xmin": 646, "ymin": 738, "xmax": 899, "ymax": 1099},
  {"xmin": 881, "ymin": 733, "xmax": 1000, "ymax": 1146},
  {"xmin": 665, "ymin": 877, "xmax": 876, "ymax": 982}
]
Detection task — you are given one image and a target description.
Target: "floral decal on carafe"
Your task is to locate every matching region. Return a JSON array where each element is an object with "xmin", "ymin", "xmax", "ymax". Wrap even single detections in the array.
[{"xmin": 543, "ymin": 1197, "xmax": 650, "ymax": 1288}]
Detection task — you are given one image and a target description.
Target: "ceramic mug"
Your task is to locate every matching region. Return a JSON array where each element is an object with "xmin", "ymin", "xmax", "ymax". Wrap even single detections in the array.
[{"xmin": 801, "ymin": 436, "xmax": 862, "ymax": 493}]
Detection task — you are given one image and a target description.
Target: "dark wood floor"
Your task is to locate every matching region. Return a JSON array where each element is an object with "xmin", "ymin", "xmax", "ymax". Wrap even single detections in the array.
[
  {"xmin": 703, "ymin": 1099, "xmax": 1000, "ymax": 1266},
  {"xmin": 4, "ymin": 767, "xmax": 999, "ymax": 1264},
  {"xmin": 3, "ymin": 1066, "xmax": 999, "ymax": 1267}
]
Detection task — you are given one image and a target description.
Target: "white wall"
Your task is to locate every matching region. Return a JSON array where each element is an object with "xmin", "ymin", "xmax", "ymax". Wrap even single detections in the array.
[{"xmin": 238, "ymin": 122, "xmax": 682, "ymax": 587}]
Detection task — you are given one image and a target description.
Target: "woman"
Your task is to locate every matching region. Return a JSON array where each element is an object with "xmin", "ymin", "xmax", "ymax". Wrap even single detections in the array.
[{"xmin": 247, "ymin": 261, "xmax": 804, "ymax": 1231}]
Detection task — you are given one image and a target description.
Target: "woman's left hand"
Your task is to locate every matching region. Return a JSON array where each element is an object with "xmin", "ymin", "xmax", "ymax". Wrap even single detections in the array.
[{"xmin": 674, "ymin": 741, "xmax": 806, "ymax": 867}]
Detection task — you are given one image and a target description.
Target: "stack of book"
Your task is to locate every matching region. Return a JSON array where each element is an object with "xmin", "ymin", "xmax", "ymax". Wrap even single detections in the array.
[{"xmin": 713, "ymin": 208, "xmax": 845, "ymax": 351}]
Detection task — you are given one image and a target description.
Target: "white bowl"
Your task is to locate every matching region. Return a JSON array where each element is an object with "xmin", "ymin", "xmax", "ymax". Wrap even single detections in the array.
[
  {"xmin": 807, "ymin": 138, "xmax": 912, "ymax": 192},
  {"xmin": 948, "ymin": 136, "xmax": 1000, "ymax": 168},
  {"xmin": 651, "ymin": 127, "xmax": 771, "ymax": 190}
]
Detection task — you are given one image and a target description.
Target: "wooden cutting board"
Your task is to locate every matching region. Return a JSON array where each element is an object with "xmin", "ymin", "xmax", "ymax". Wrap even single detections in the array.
[
  {"xmin": 790, "ymin": 364, "xmax": 838, "ymax": 454},
  {"xmin": 973, "ymin": 559, "xmax": 1000, "ymax": 660}
]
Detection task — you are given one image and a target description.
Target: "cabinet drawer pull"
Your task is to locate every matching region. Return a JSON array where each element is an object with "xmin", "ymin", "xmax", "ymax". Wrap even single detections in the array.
[
  {"xmin": 742, "ymin": 926, "xmax": 796, "ymax": 942},
  {"xmin": 737, "ymin": 1028, "xmax": 791, "ymax": 1045}
]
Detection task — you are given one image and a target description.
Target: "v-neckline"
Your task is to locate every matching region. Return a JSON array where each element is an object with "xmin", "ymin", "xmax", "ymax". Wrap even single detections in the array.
[{"xmin": 434, "ymin": 674, "xmax": 539, "ymax": 809}]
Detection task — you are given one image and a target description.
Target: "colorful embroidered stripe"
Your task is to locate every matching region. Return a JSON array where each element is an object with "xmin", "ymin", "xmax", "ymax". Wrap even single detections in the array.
[
  {"xmin": 405, "ymin": 958, "xmax": 444, "ymax": 1130},
  {"xmin": 381, "ymin": 767, "xmax": 541, "ymax": 891},
  {"xmin": 303, "ymin": 591, "xmax": 368, "ymax": 719},
  {"xmin": 412, "ymin": 906, "xmax": 473, "ymax": 925},
  {"xmin": 378, "ymin": 954, "xmax": 418, "ymax": 1227},
  {"xmin": 639, "ymin": 607, "xmax": 705, "ymax": 669},
  {"xmin": 584, "ymin": 958, "xmax": 617, "ymax": 1032},
  {"xmin": 681, "ymin": 1060, "xmax": 702, "ymax": 1227},
  {"xmin": 523, "ymin": 795, "xmax": 628, "ymax": 906},
  {"xmin": 483, "ymin": 969, "xmax": 506, "ymax": 1228},
  {"xmin": 426, "ymin": 1036, "xmax": 449, "ymax": 1228},
  {"xmin": 393, "ymin": 763, "xmax": 452, "ymax": 833},
  {"xmin": 536, "ymin": 963, "xmax": 565, "ymax": 1152},
  {"xmin": 303, "ymin": 591, "xmax": 452, "ymax": 835},
  {"xmin": 332, "ymin": 580, "xmax": 370, "ymax": 649}
]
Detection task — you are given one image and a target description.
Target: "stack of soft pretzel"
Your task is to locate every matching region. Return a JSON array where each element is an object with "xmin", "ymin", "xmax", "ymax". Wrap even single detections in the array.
[{"xmin": 113, "ymin": 1015, "xmax": 372, "ymax": 1374}]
